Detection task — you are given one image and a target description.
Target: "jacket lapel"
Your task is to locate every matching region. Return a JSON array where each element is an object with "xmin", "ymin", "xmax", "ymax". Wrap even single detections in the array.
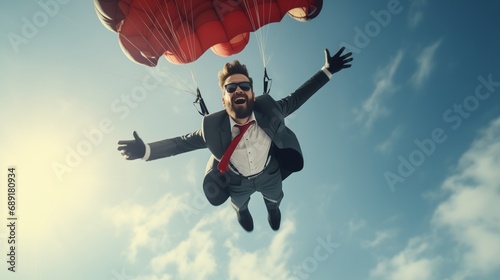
[
  {"xmin": 254, "ymin": 110, "xmax": 272, "ymax": 139},
  {"xmin": 220, "ymin": 115, "xmax": 231, "ymax": 156}
]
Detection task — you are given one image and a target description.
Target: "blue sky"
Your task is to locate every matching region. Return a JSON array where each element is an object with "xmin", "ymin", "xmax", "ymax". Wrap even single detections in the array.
[{"xmin": 1, "ymin": 1, "xmax": 500, "ymax": 279}]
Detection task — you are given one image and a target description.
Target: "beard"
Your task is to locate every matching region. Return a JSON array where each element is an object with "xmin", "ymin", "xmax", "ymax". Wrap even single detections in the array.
[{"xmin": 228, "ymin": 94, "xmax": 255, "ymax": 120}]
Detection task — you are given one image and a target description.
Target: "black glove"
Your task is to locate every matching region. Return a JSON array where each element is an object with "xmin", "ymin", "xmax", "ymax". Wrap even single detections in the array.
[
  {"xmin": 117, "ymin": 131, "xmax": 146, "ymax": 160},
  {"xmin": 324, "ymin": 47, "xmax": 353, "ymax": 74}
]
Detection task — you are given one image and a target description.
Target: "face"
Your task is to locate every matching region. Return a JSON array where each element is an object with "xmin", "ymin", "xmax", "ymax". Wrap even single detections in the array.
[{"xmin": 222, "ymin": 74, "xmax": 255, "ymax": 123}]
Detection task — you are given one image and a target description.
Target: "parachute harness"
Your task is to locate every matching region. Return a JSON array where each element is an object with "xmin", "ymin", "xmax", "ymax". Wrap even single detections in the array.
[
  {"xmin": 263, "ymin": 67, "xmax": 272, "ymax": 95},
  {"xmin": 193, "ymin": 87, "xmax": 209, "ymax": 116}
]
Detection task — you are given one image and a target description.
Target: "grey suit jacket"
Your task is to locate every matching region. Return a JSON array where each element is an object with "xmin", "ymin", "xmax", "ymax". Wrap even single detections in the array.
[{"xmin": 147, "ymin": 70, "xmax": 330, "ymax": 185}]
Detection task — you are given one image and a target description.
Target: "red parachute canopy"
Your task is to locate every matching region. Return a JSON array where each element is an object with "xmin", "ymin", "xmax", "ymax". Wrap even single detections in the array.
[{"xmin": 94, "ymin": 0, "xmax": 322, "ymax": 66}]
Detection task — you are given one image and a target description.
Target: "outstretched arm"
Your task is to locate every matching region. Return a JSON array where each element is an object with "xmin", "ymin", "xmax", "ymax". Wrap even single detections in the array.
[
  {"xmin": 117, "ymin": 130, "xmax": 207, "ymax": 161},
  {"xmin": 147, "ymin": 130, "xmax": 206, "ymax": 161},
  {"xmin": 278, "ymin": 46, "xmax": 353, "ymax": 117}
]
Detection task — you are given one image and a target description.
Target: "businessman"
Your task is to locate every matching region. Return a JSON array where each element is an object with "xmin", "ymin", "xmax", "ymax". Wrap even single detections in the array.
[{"xmin": 118, "ymin": 47, "xmax": 352, "ymax": 232}]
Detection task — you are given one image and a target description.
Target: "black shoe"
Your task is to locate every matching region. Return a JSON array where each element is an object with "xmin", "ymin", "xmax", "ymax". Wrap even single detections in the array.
[
  {"xmin": 267, "ymin": 208, "xmax": 281, "ymax": 231},
  {"xmin": 237, "ymin": 208, "xmax": 254, "ymax": 232}
]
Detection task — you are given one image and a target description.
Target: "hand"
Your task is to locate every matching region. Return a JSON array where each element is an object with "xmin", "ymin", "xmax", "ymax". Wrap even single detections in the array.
[
  {"xmin": 117, "ymin": 131, "xmax": 146, "ymax": 160},
  {"xmin": 324, "ymin": 47, "xmax": 353, "ymax": 74}
]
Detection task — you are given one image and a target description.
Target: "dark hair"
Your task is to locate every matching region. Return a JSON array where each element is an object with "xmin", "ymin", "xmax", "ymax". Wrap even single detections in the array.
[{"xmin": 218, "ymin": 60, "xmax": 253, "ymax": 90}]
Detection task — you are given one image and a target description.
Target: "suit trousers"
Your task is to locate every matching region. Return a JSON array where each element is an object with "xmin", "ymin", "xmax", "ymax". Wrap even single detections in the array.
[{"xmin": 227, "ymin": 156, "xmax": 284, "ymax": 212}]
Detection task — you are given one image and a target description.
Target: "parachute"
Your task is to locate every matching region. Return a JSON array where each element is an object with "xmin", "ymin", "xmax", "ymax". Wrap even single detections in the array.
[{"xmin": 94, "ymin": 0, "xmax": 323, "ymax": 66}]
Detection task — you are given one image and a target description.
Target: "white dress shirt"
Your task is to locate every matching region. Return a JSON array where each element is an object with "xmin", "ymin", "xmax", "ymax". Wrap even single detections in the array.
[{"xmin": 228, "ymin": 112, "xmax": 272, "ymax": 176}]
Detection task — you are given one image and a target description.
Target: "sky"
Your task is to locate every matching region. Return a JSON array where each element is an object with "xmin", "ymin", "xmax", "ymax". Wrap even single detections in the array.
[{"xmin": 1, "ymin": 0, "xmax": 500, "ymax": 279}]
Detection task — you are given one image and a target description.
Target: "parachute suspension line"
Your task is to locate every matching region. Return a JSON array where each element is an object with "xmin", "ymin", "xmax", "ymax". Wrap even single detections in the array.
[
  {"xmin": 148, "ymin": 1, "xmax": 205, "ymax": 117},
  {"xmin": 180, "ymin": 0, "xmax": 207, "ymax": 116},
  {"xmin": 152, "ymin": 0, "xmax": 206, "ymax": 116},
  {"xmin": 133, "ymin": 0, "xmax": 195, "ymax": 76},
  {"xmin": 160, "ymin": 0, "xmax": 198, "ymax": 75},
  {"xmin": 177, "ymin": 0, "xmax": 198, "ymax": 64},
  {"xmin": 157, "ymin": 0, "xmax": 190, "ymax": 64},
  {"xmin": 117, "ymin": 0, "xmax": 198, "ymax": 101},
  {"xmin": 115, "ymin": 32, "xmax": 157, "ymax": 67},
  {"xmin": 160, "ymin": 0, "xmax": 200, "ymax": 87},
  {"xmin": 134, "ymin": 1, "xmax": 175, "ymax": 62},
  {"xmin": 185, "ymin": 0, "xmax": 202, "ymax": 90},
  {"xmin": 155, "ymin": 1, "xmax": 199, "ymax": 95},
  {"xmin": 263, "ymin": 0, "xmax": 302, "ymax": 67},
  {"xmin": 243, "ymin": 0, "xmax": 270, "ymax": 69},
  {"xmin": 115, "ymin": 3, "xmax": 161, "ymax": 67},
  {"xmin": 190, "ymin": 0, "xmax": 199, "ymax": 64},
  {"xmin": 138, "ymin": 2, "xmax": 196, "ymax": 95},
  {"xmin": 260, "ymin": 0, "xmax": 274, "ymax": 68},
  {"xmin": 243, "ymin": 0, "xmax": 273, "ymax": 94},
  {"xmin": 139, "ymin": 0, "xmax": 191, "ymax": 65}
]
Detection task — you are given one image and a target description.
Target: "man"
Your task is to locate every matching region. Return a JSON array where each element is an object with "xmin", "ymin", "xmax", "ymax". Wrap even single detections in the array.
[{"xmin": 118, "ymin": 47, "xmax": 352, "ymax": 232}]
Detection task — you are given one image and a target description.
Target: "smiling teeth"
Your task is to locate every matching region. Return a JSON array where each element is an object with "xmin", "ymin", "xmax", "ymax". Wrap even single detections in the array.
[{"xmin": 234, "ymin": 97, "xmax": 245, "ymax": 104}]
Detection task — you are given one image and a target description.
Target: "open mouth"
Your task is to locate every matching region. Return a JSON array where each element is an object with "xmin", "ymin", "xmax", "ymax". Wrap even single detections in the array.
[{"xmin": 234, "ymin": 97, "xmax": 246, "ymax": 105}]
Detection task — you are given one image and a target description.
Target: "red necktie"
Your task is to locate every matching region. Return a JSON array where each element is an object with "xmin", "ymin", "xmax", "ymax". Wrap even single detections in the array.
[{"xmin": 218, "ymin": 120, "xmax": 255, "ymax": 174}]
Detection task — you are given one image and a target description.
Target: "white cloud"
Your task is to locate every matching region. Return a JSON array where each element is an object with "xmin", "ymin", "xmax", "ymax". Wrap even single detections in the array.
[
  {"xmin": 362, "ymin": 228, "xmax": 399, "ymax": 248},
  {"xmin": 432, "ymin": 117, "xmax": 500, "ymax": 279},
  {"xmin": 408, "ymin": 0, "xmax": 428, "ymax": 28},
  {"xmin": 106, "ymin": 191, "xmax": 300, "ymax": 280},
  {"xmin": 225, "ymin": 220, "xmax": 296, "ymax": 280},
  {"xmin": 370, "ymin": 237, "xmax": 440, "ymax": 280},
  {"xmin": 376, "ymin": 126, "xmax": 404, "ymax": 154},
  {"xmin": 348, "ymin": 218, "xmax": 367, "ymax": 236},
  {"xmin": 182, "ymin": 158, "xmax": 199, "ymax": 186},
  {"xmin": 370, "ymin": 117, "xmax": 500, "ymax": 280},
  {"xmin": 159, "ymin": 167, "xmax": 171, "ymax": 182},
  {"xmin": 103, "ymin": 193, "xmax": 190, "ymax": 262},
  {"xmin": 355, "ymin": 51, "xmax": 404, "ymax": 130},
  {"xmin": 135, "ymin": 208, "xmax": 234, "ymax": 280},
  {"xmin": 315, "ymin": 183, "xmax": 340, "ymax": 215},
  {"xmin": 411, "ymin": 40, "xmax": 443, "ymax": 88},
  {"xmin": 150, "ymin": 227, "xmax": 217, "ymax": 279}
]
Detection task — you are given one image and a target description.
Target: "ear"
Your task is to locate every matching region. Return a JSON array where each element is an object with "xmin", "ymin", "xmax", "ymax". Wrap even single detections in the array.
[{"xmin": 222, "ymin": 97, "xmax": 225, "ymax": 107}]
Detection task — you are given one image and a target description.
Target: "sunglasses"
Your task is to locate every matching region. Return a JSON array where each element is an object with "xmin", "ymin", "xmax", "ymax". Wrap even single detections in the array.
[{"xmin": 224, "ymin": 82, "xmax": 252, "ymax": 93}]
